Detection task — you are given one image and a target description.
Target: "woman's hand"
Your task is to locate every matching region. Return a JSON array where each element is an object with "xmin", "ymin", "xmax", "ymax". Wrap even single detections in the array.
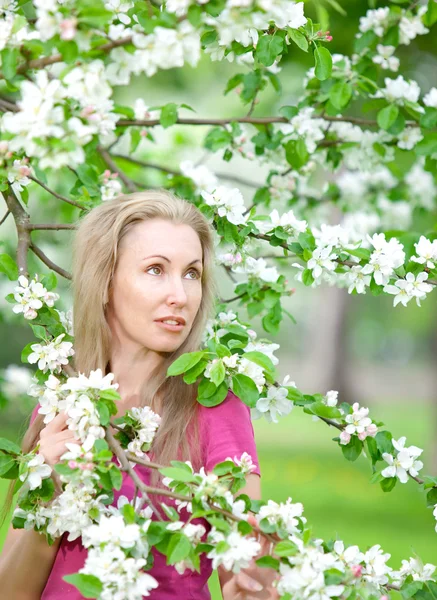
[
  {"xmin": 38, "ymin": 411, "xmax": 78, "ymax": 468},
  {"xmin": 219, "ymin": 515, "xmax": 280, "ymax": 600}
]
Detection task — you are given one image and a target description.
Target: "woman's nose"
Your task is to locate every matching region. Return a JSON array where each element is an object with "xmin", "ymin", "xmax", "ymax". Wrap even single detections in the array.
[{"xmin": 166, "ymin": 276, "xmax": 188, "ymax": 306}]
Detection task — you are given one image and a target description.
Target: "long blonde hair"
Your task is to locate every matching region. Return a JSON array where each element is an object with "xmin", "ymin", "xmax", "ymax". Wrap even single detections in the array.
[{"xmin": 1, "ymin": 189, "xmax": 217, "ymax": 520}]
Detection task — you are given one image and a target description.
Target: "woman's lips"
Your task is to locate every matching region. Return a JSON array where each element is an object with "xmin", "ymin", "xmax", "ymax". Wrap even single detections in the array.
[{"xmin": 154, "ymin": 321, "xmax": 185, "ymax": 332}]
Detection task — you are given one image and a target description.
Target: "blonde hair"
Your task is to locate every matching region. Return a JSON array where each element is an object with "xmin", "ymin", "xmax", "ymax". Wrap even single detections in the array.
[{"xmin": 1, "ymin": 189, "xmax": 217, "ymax": 521}]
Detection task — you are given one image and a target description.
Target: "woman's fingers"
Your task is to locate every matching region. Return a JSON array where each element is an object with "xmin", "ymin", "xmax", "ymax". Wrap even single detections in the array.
[{"xmin": 40, "ymin": 411, "xmax": 69, "ymax": 436}]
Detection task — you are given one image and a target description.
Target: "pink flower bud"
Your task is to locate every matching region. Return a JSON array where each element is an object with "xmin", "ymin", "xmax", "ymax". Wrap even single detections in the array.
[
  {"xmin": 18, "ymin": 166, "xmax": 31, "ymax": 177},
  {"xmin": 351, "ymin": 565, "xmax": 362, "ymax": 577},
  {"xmin": 0, "ymin": 141, "xmax": 9, "ymax": 153},
  {"xmin": 340, "ymin": 430, "xmax": 351, "ymax": 445},
  {"xmin": 80, "ymin": 106, "xmax": 95, "ymax": 118},
  {"xmin": 140, "ymin": 129, "xmax": 148, "ymax": 136},
  {"xmin": 85, "ymin": 463, "xmax": 94, "ymax": 470},
  {"xmin": 60, "ymin": 19, "xmax": 77, "ymax": 41},
  {"xmin": 68, "ymin": 460, "xmax": 78, "ymax": 469},
  {"xmin": 103, "ymin": 169, "xmax": 111, "ymax": 178},
  {"xmin": 381, "ymin": 596, "xmax": 389, "ymax": 600},
  {"xmin": 79, "ymin": 463, "xmax": 87, "ymax": 471},
  {"xmin": 366, "ymin": 424, "xmax": 378, "ymax": 437},
  {"xmin": 357, "ymin": 431, "xmax": 367, "ymax": 441}
]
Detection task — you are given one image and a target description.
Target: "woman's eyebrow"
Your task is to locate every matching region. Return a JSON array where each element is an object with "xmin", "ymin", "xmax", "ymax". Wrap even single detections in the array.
[{"xmin": 143, "ymin": 255, "xmax": 202, "ymax": 266}]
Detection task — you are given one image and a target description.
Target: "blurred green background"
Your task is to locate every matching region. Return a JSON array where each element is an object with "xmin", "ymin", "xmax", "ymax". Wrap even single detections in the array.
[{"xmin": 1, "ymin": 0, "xmax": 436, "ymax": 597}]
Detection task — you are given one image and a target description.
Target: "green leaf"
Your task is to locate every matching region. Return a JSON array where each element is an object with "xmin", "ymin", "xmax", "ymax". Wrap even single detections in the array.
[
  {"xmin": 426, "ymin": 487, "xmax": 437, "ymax": 507},
  {"xmin": 256, "ymin": 555, "xmax": 280, "ymax": 569},
  {"xmin": 416, "ymin": 133, "xmax": 437, "ymax": 156},
  {"xmin": 284, "ymin": 138, "xmax": 309, "ymax": 169},
  {"xmin": 96, "ymin": 400, "xmax": 110, "ymax": 426},
  {"xmin": 63, "ymin": 574, "xmax": 103, "ymax": 598},
  {"xmin": 375, "ymin": 431, "xmax": 393, "ymax": 454},
  {"xmin": 341, "ymin": 436, "xmax": 363, "ymax": 462},
  {"xmin": 204, "ymin": 127, "xmax": 233, "ymax": 152},
  {"xmin": 208, "ymin": 359, "xmax": 226, "ymax": 387},
  {"xmin": 159, "ymin": 467, "xmax": 196, "ymax": 482},
  {"xmin": 401, "ymin": 581, "xmax": 424, "ymax": 600},
  {"xmin": 197, "ymin": 381, "xmax": 229, "ymax": 407},
  {"xmin": 287, "ymin": 28, "xmax": 308, "ymax": 52},
  {"xmin": 167, "ymin": 351, "xmax": 205, "ymax": 376},
  {"xmin": 213, "ymin": 460, "xmax": 236, "ymax": 476},
  {"xmin": 329, "ymin": 81, "xmax": 352, "ymax": 110},
  {"xmin": 183, "ymin": 360, "xmax": 207, "ymax": 384},
  {"xmin": 302, "ymin": 268, "xmax": 314, "ymax": 286},
  {"xmin": 0, "ymin": 438, "xmax": 21, "ymax": 455},
  {"xmin": 121, "ymin": 503, "xmax": 136, "ymax": 524},
  {"xmin": 30, "ymin": 324, "xmax": 47, "ymax": 341},
  {"xmin": 377, "ymin": 105, "xmax": 399, "ymax": 130},
  {"xmin": 279, "ymin": 105, "xmax": 298, "ymax": 120},
  {"xmin": 1, "ymin": 48, "xmax": 19, "ymax": 80},
  {"xmin": 314, "ymin": 46, "xmax": 332, "ymax": 81},
  {"xmin": 255, "ymin": 34, "xmax": 284, "ymax": 67},
  {"xmin": 346, "ymin": 247, "xmax": 371, "ymax": 261},
  {"xmin": 0, "ymin": 254, "xmax": 19, "ymax": 281},
  {"xmin": 380, "ymin": 476, "xmax": 397, "ymax": 492},
  {"xmin": 243, "ymin": 351, "xmax": 275, "ymax": 375},
  {"xmin": 0, "ymin": 453, "xmax": 16, "ymax": 476},
  {"xmin": 231, "ymin": 374, "xmax": 259, "ymax": 408},
  {"xmin": 424, "ymin": 0, "xmax": 437, "ymax": 27},
  {"xmin": 160, "ymin": 103, "xmax": 178, "ymax": 128},
  {"xmin": 167, "ymin": 533, "xmax": 192, "ymax": 564},
  {"xmin": 366, "ymin": 436, "xmax": 380, "ymax": 464},
  {"xmin": 309, "ymin": 402, "xmax": 342, "ymax": 419},
  {"xmin": 274, "ymin": 540, "xmax": 298, "ymax": 557},
  {"xmin": 110, "ymin": 466, "xmax": 122, "ymax": 490}
]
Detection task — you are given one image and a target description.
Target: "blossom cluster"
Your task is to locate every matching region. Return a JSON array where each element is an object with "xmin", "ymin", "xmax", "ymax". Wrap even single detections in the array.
[
  {"xmin": 12, "ymin": 275, "xmax": 59, "ymax": 320},
  {"xmin": 381, "ymin": 436, "xmax": 424, "ymax": 484}
]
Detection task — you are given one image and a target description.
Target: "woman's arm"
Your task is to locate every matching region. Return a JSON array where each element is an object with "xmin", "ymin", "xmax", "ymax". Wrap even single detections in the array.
[{"xmin": 0, "ymin": 525, "xmax": 62, "ymax": 600}]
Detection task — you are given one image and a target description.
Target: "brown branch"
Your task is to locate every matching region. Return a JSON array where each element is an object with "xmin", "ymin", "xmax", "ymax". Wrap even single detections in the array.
[
  {"xmin": 110, "ymin": 154, "xmax": 262, "ymax": 189},
  {"xmin": 28, "ymin": 176, "xmax": 86, "ymax": 210},
  {"xmin": 3, "ymin": 186, "xmax": 31, "ymax": 276},
  {"xmin": 28, "ymin": 223, "xmax": 77, "ymax": 231},
  {"xmin": 0, "ymin": 209, "xmax": 10, "ymax": 226},
  {"xmin": 0, "ymin": 97, "xmax": 19, "ymax": 112},
  {"xmin": 30, "ymin": 243, "xmax": 72, "ymax": 280},
  {"xmin": 97, "ymin": 146, "xmax": 138, "ymax": 193},
  {"xmin": 0, "ymin": 36, "xmax": 133, "ymax": 81},
  {"xmin": 116, "ymin": 115, "xmax": 416, "ymax": 128}
]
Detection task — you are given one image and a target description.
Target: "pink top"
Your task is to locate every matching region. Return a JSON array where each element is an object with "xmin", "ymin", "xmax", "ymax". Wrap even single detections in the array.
[{"xmin": 29, "ymin": 390, "xmax": 260, "ymax": 599}]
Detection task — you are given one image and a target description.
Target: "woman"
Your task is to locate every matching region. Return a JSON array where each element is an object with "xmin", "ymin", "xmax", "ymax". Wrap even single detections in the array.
[{"xmin": 0, "ymin": 190, "xmax": 278, "ymax": 599}]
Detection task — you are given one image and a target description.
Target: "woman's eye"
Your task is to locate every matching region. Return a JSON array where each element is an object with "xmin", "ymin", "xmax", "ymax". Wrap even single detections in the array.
[
  {"xmin": 147, "ymin": 266, "xmax": 162, "ymax": 275},
  {"xmin": 185, "ymin": 269, "xmax": 201, "ymax": 280}
]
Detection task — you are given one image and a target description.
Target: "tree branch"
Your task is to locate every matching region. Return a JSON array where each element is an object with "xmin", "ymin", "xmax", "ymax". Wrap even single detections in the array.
[
  {"xmin": 97, "ymin": 146, "xmax": 138, "ymax": 193},
  {"xmin": 0, "ymin": 209, "xmax": 10, "ymax": 226},
  {"xmin": 0, "ymin": 36, "xmax": 133, "ymax": 81},
  {"xmin": 30, "ymin": 243, "xmax": 72, "ymax": 280},
  {"xmin": 28, "ymin": 223, "xmax": 76, "ymax": 231},
  {"xmin": 110, "ymin": 153, "xmax": 262, "ymax": 189},
  {"xmin": 28, "ymin": 176, "xmax": 86, "ymax": 210},
  {"xmin": 3, "ymin": 186, "xmax": 31, "ymax": 275},
  {"xmin": 116, "ymin": 115, "xmax": 416, "ymax": 128}
]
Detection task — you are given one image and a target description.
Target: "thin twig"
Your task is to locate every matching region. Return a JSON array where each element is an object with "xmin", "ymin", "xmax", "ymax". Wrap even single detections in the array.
[
  {"xmin": 97, "ymin": 146, "xmax": 138, "ymax": 193},
  {"xmin": 0, "ymin": 36, "xmax": 134, "ymax": 80},
  {"xmin": 28, "ymin": 223, "xmax": 76, "ymax": 231},
  {"xmin": 30, "ymin": 243, "xmax": 72, "ymax": 280},
  {"xmin": 110, "ymin": 154, "xmax": 262, "ymax": 189},
  {"xmin": 0, "ymin": 209, "xmax": 10, "ymax": 226},
  {"xmin": 29, "ymin": 176, "xmax": 86, "ymax": 210}
]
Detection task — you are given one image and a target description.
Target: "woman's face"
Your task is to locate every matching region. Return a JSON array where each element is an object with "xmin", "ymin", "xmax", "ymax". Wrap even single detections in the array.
[{"xmin": 106, "ymin": 218, "xmax": 203, "ymax": 354}]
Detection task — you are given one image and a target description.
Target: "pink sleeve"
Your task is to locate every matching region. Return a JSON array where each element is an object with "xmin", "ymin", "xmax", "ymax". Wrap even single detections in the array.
[
  {"xmin": 198, "ymin": 390, "xmax": 261, "ymax": 476},
  {"xmin": 30, "ymin": 403, "xmax": 40, "ymax": 425}
]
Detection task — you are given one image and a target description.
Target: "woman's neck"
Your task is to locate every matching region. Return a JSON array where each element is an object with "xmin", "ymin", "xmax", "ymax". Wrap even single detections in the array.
[{"xmin": 109, "ymin": 343, "xmax": 164, "ymax": 405}]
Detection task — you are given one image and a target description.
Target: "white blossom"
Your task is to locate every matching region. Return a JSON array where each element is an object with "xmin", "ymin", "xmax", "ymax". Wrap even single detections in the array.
[
  {"xmin": 307, "ymin": 246, "xmax": 338, "ymax": 281},
  {"xmin": 411, "ymin": 236, "xmax": 437, "ymax": 269},
  {"xmin": 397, "ymin": 127, "xmax": 423, "ymax": 150},
  {"xmin": 27, "ymin": 334, "xmax": 74, "ymax": 373},
  {"xmin": 12, "ymin": 275, "xmax": 59, "ymax": 320},
  {"xmin": 424, "ymin": 87, "xmax": 437, "ymax": 109},
  {"xmin": 383, "ymin": 272, "xmax": 433, "ymax": 308},
  {"xmin": 373, "ymin": 75, "xmax": 421, "ymax": 106},
  {"xmin": 201, "ymin": 186, "xmax": 247, "ymax": 225},
  {"xmin": 372, "ymin": 45, "xmax": 399, "ymax": 72},
  {"xmin": 252, "ymin": 385, "xmax": 292, "ymax": 423},
  {"xmin": 399, "ymin": 7, "xmax": 429, "ymax": 46},
  {"xmin": 359, "ymin": 7, "xmax": 390, "ymax": 37},
  {"xmin": 207, "ymin": 526, "xmax": 261, "ymax": 572},
  {"xmin": 19, "ymin": 453, "xmax": 52, "ymax": 490}
]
